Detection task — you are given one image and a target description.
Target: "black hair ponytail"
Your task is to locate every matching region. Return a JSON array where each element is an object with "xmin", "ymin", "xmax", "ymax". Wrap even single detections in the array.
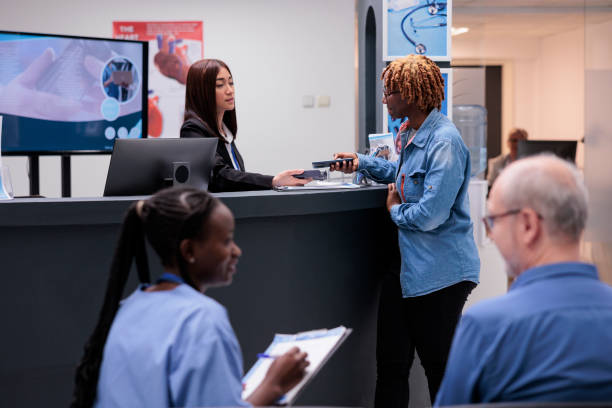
[{"xmin": 71, "ymin": 203, "xmax": 148, "ymax": 408}]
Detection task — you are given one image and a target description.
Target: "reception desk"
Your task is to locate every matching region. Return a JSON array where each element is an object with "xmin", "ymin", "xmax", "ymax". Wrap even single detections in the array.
[{"xmin": 0, "ymin": 187, "xmax": 399, "ymax": 407}]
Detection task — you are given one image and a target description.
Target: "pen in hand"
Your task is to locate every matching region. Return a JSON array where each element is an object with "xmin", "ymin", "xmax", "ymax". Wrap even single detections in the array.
[{"xmin": 257, "ymin": 353, "xmax": 282, "ymax": 359}]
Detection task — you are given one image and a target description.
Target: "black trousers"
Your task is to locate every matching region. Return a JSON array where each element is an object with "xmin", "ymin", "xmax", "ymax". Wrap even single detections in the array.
[{"xmin": 374, "ymin": 274, "xmax": 476, "ymax": 407}]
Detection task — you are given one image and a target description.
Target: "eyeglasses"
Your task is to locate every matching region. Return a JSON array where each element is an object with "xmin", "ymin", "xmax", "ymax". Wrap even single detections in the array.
[
  {"xmin": 383, "ymin": 89, "xmax": 400, "ymax": 98},
  {"xmin": 482, "ymin": 209, "xmax": 521, "ymax": 233}
]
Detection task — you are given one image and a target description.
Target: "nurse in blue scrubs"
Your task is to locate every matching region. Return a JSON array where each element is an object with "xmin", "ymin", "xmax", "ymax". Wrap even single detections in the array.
[{"xmin": 71, "ymin": 187, "xmax": 308, "ymax": 408}]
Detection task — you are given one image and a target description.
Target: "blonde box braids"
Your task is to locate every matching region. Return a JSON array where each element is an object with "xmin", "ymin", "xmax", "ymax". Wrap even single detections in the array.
[{"xmin": 381, "ymin": 54, "xmax": 445, "ymax": 113}]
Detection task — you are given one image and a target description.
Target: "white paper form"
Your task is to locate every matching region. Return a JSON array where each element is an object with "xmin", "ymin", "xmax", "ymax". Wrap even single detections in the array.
[{"xmin": 242, "ymin": 326, "xmax": 351, "ymax": 405}]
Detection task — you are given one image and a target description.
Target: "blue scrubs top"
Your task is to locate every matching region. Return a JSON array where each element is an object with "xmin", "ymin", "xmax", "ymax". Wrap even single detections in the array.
[{"xmin": 95, "ymin": 284, "xmax": 250, "ymax": 408}]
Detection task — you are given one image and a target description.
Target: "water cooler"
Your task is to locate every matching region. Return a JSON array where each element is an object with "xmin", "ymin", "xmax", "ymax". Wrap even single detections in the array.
[
  {"xmin": 453, "ymin": 104, "xmax": 488, "ymax": 247},
  {"xmin": 453, "ymin": 104, "xmax": 487, "ymax": 178}
]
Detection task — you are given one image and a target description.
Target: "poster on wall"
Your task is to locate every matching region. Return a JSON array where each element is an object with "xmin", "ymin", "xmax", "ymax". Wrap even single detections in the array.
[
  {"xmin": 384, "ymin": 68, "xmax": 452, "ymax": 139},
  {"xmin": 383, "ymin": 0, "xmax": 451, "ymax": 61},
  {"xmin": 113, "ymin": 21, "xmax": 203, "ymax": 138}
]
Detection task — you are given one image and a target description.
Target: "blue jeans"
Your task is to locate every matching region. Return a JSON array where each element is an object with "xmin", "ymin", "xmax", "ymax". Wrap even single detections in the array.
[{"xmin": 375, "ymin": 273, "xmax": 476, "ymax": 407}]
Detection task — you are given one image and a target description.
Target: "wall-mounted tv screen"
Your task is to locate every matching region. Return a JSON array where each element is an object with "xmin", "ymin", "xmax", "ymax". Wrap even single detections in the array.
[{"xmin": 0, "ymin": 31, "xmax": 148, "ymax": 155}]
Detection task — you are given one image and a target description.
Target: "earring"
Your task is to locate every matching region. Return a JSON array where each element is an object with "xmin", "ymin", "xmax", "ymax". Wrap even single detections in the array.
[{"xmin": 189, "ymin": 258, "xmax": 195, "ymax": 264}]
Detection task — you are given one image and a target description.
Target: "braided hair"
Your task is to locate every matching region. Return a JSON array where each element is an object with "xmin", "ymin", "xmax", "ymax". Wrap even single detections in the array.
[
  {"xmin": 71, "ymin": 187, "xmax": 220, "ymax": 408},
  {"xmin": 381, "ymin": 54, "xmax": 445, "ymax": 113}
]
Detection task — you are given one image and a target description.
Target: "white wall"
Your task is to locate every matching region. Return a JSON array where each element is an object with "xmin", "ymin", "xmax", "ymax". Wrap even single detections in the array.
[
  {"xmin": 536, "ymin": 27, "xmax": 585, "ymax": 150},
  {"xmin": 452, "ymin": 35, "xmax": 538, "ymax": 157},
  {"xmin": 0, "ymin": 0, "xmax": 357, "ymax": 197},
  {"xmin": 452, "ymin": 27, "xmax": 586, "ymax": 167}
]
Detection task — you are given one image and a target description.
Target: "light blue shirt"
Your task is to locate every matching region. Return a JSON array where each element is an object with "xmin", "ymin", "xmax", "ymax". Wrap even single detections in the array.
[
  {"xmin": 358, "ymin": 109, "xmax": 480, "ymax": 297},
  {"xmin": 435, "ymin": 262, "xmax": 612, "ymax": 405},
  {"xmin": 95, "ymin": 284, "xmax": 250, "ymax": 408}
]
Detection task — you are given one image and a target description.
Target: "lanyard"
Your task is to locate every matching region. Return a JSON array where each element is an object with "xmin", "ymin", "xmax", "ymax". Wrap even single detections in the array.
[
  {"xmin": 396, "ymin": 129, "xmax": 414, "ymax": 178},
  {"xmin": 229, "ymin": 143, "xmax": 241, "ymax": 171},
  {"xmin": 156, "ymin": 272, "xmax": 185, "ymax": 285},
  {"xmin": 395, "ymin": 128, "xmax": 417, "ymax": 199}
]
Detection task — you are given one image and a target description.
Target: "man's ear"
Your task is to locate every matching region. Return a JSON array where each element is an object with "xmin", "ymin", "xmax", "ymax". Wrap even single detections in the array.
[{"xmin": 520, "ymin": 208, "xmax": 542, "ymax": 248}]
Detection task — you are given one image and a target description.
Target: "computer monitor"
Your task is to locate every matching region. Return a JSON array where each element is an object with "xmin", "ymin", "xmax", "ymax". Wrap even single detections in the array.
[
  {"xmin": 103, "ymin": 138, "xmax": 218, "ymax": 196},
  {"xmin": 517, "ymin": 140, "xmax": 577, "ymax": 163},
  {"xmin": 0, "ymin": 30, "xmax": 148, "ymax": 155}
]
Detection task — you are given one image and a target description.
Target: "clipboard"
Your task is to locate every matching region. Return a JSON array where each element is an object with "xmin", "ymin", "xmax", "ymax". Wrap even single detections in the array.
[
  {"xmin": 242, "ymin": 326, "xmax": 352, "ymax": 405},
  {"xmin": 111, "ymin": 70, "xmax": 133, "ymax": 86}
]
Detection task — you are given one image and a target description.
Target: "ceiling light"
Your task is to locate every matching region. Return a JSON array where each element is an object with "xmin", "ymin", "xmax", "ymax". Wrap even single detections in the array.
[{"xmin": 451, "ymin": 27, "xmax": 469, "ymax": 36}]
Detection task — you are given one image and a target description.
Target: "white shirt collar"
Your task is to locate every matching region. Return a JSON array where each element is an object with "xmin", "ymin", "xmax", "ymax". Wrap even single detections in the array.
[{"xmin": 221, "ymin": 123, "xmax": 234, "ymax": 144}]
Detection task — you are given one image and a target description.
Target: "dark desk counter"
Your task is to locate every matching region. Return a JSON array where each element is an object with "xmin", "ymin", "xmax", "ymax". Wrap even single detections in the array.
[
  {"xmin": 0, "ymin": 187, "xmax": 398, "ymax": 407},
  {"xmin": 0, "ymin": 187, "xmax": 390, "ymax": 225}
]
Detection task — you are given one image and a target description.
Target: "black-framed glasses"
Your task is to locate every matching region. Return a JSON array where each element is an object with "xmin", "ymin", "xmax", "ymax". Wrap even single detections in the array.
[
  {"xmin": 482, "ymin": 209, "xmax": 521, "ymax": 232},
  {"xmin": 383, "ymin": 89, "xmax": 400, "ymax": 98}
]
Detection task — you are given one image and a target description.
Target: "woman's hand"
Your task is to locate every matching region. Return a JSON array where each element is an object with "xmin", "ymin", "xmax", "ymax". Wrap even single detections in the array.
[
  {"xmin": 264, "ymin": 347, "xmax": 309, "ymax": 394},
  {"xmin": 330, "ymin": 152, "xmax": 359, "ymax": 173},
  {"xmin": 272, "ymin": 169, "xmax": 311, "ymax": 187},
  {"xmin": 387, "ymin": 183, "xmax": 401, "ymax": 212},
  {"xmin": 246, "ymin": 347, "xmax": 309, "ymax": 406}
]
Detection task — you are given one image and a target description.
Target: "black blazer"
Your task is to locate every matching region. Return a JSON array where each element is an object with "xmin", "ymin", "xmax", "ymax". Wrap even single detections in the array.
[{"xmin": 180, "ymin": 118, "xmax": 274, "ymax": 192}]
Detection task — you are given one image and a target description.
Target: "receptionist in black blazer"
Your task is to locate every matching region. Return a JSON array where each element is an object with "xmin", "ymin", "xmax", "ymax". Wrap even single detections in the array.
[{"xmin": 180, "ymin": 59, "xmax": 310, "ymax": 192}]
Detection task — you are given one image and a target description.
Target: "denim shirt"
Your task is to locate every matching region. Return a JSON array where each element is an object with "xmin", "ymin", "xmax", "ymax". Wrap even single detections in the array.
[{"xmin": 358, "ymin": 109, "xmax": 480, "ymax": 297}]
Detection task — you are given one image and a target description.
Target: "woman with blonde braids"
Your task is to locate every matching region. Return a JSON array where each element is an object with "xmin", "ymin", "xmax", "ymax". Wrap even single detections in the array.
[{"xmin": 333, "ymin": 54, "xmax": 479, "ymax": 406}]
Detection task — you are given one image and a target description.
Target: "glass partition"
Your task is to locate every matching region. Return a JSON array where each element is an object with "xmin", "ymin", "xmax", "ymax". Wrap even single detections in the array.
[
  {"xmin": 452, "ymin": 1, "xmax": 612, "ymax": 292},
  {"xmin": 584, "ymin": 2, "xmax": 612, "ymax": 285}
]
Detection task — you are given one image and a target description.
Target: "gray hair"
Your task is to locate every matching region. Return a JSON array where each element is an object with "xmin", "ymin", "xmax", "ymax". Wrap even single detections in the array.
[{"xmin": 497, "ymin": 154, "xmax": 588, "ymax": 242}]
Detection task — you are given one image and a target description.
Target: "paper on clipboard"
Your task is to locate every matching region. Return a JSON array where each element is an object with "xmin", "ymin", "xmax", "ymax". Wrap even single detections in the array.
[{"xmin": 242, "ymin": 326, "xmax": 351, "ymax": 405}]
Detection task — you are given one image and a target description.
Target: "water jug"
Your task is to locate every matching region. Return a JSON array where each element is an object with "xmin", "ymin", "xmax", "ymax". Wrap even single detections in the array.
[{"xmin": 453, "ymin": 104, "xmax": 487, "ymax": 178}]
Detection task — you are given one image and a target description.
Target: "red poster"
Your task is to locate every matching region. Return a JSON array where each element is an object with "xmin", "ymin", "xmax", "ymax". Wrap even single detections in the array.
[{"xmin": 112, "ymin": 21, "xmax": 203, "ymax": 138}]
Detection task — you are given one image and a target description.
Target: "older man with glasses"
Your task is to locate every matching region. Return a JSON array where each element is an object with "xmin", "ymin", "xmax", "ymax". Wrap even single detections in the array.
[{"xmin": 435, "ymin": 154, "xmax": 612, "ymax": 405}]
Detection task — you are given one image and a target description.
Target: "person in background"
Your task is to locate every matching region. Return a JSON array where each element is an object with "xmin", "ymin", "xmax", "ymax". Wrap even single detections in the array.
[
  {"xmin": 102, "ymin": 59, "xmax": 136, "ymax": 102},
  {"xmin": 71, "ymin": 187, "xmax": 308, "ymax": 408},
  {"xmin": 333, "ymin": 54, "xmax": 480, "ymax": 407},
  {"xmin": 181, "ymin": 59, "xmax": 310, "ymax": 192},
  {"xmin": 487, "ymin": 127, "xmax": 528, "ymax": 187},
  {"xmin": 436, "ymin": 154, "xmax": 612, "ymax": 405}
]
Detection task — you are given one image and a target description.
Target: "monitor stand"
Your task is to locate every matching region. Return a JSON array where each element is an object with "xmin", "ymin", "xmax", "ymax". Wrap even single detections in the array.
[
  {"xmin": 61, "ymin": 155, "xmax": 71, "ymax": 197},
  {"xmin": 27, "ymin": 154, "xmax": 72, "ymax": 197},
  {"xmin": 28, "ymin": 155, "xmax": 40, "ymax": 196}
]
